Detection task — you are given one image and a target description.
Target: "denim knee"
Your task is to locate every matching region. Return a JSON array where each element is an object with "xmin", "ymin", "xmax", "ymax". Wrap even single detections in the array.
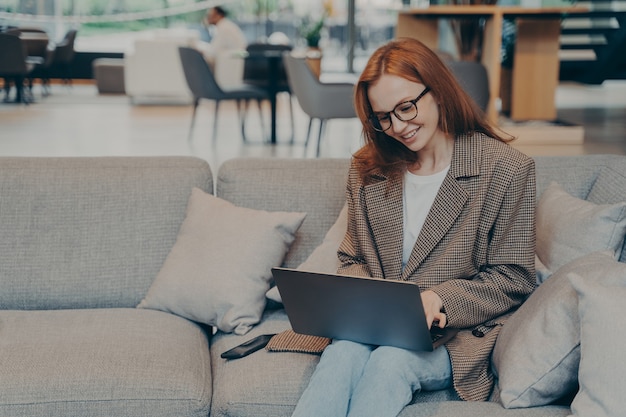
[
  {"xmin": 320, "ymin": 340, "xmax": 373, "ymax": 371},
  {"xmin": 366, "ymin": 345, "xmax": 452, "ymax": 392}
]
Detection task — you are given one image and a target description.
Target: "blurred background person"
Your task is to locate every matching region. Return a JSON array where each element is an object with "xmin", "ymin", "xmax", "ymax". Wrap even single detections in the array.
[{"xmin": 198, "ymin": 5, "xmax": 247, "ymax": 68}]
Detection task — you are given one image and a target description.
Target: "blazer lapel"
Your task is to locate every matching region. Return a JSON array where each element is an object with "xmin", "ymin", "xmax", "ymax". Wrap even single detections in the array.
[
  {"xmin": 402, "ymin": 176, "xmax": 468, "ymax": 279},
  {"xmin": 402, "ymin": 134, "xmax": 481, "ymax": 279},
  {"xmin": 363, "ymin": 176, "xmax": 404, "ymax": 280}
]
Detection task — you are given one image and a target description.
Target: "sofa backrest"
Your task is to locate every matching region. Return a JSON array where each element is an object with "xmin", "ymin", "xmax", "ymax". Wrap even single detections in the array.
[
  {"xmin": 1, "ymin": 153, "xmax": 624, "ymax": 311},
  {"xmin": 217, "ymin": 155, "xmax": 626, "ymax": 269},
  {"xmin": 534, "ymin": 154, "xmax": 626, "ymax": 263},
  {"xmin": 216, "ymin": 158, "xmax": 350, "ymax": 268},
  {"xmin": 0, "ymin": 156, "xmax": 212, "ymax": 310},
  {"xmin": 534, "ymin": 154, "xmax": 618, "ymax": 198}
]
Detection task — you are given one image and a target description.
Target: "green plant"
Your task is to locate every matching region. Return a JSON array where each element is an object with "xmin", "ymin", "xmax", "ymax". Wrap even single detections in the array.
[{"xmin": 299, "ymin": 15, "xmax": 325, "ymax": 48}]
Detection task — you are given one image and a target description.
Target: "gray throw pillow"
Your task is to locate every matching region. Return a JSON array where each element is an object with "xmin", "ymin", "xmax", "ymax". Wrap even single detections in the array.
[
  {"xmin": 569, "ymin": 261, "xmax": 626, "ymax": 417},
  {"xmin": 138, "ymin": 188, "xmax": 306, "ymax": 335},
  {"xmin": 266, "ymin": 203, "xmax": 347, "ymax": 303},
  {"xmin": 586, "ymin": 163, "xmax": 626, "ymax": 262},
  {"xmin": 536, "ymin": 181, "xmax": 626, "ymax": 276},
  {"xmin": 492, "ymin": 251, "xmax": 615, "ymax": 408}
]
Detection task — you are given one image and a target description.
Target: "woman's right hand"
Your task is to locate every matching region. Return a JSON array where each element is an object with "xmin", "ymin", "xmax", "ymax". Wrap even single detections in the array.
[{"xmin": 421, "ymin": 290, "xmax": 447, "ymax": 329}]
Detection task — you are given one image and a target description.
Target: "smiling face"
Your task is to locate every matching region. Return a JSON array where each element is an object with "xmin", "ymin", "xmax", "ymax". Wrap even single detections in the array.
[{"xmin": 368, "ymin": 73, "xmax": 447, "ymax": 154}]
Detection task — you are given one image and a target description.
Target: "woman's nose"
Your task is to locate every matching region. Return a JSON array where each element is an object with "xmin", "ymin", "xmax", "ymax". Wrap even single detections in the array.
[{"xmin": 390, "ymin": 113, "xmax": 408, "ymax": 134}]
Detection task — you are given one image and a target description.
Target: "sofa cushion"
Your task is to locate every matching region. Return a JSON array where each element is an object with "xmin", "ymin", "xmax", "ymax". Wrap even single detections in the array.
[
  {"xmin": 569, "ymin": 262, "xmax": 626, "ymax": 417},
  {"xmin": 0, "ymin": 156, "xmax": 212, "ymax": 310},
  {"xmin": 0, "ymin": 308, "xmax": 211, "ymax": 417},
  {"xmin": 492, "ymin": 251, "xmax": 615, "ymax": 408},
  {"xmin": 586, "ymin": 162, "xmax": 626, "ymax": 262},
  {"xmin": 536, "ymin": 181, "xmax": 626, "ymax": 277},
  {"xmin": 532, "ymin": 154, "xmax": 620, "ymax": 199},
  {"xmin": 397, "ymin": 401, "xmax": 569, "ymax": 417},
  {"xmin": 138, "ymin": 188, "xmax": 306, "ymax": 335},
  {"xmin": 216, "ymin": 158, "xmax": 349, "ymax": 269},
  {"xmin": 210, "ymin": 309, "xmax": 459, "ymax": 417},
  {"xmin": 266, "ymin": 203, "xmax": 347, "ymax": 303}
]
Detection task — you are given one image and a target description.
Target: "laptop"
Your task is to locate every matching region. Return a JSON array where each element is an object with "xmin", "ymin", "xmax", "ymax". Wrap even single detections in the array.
[{"xmin": 271, "ymin": 267, "xmax": 458, "ymax": 352}]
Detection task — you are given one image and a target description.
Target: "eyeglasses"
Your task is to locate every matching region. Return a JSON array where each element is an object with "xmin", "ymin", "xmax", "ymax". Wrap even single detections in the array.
[{"xmin": 368, "ymin": 87, "xmax": 431, "ymax": 132}]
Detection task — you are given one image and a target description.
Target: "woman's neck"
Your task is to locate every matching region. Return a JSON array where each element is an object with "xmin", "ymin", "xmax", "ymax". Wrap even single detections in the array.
[{"xmin": 409, "ymin": 135, "xmax": 454, "ymax": 176}]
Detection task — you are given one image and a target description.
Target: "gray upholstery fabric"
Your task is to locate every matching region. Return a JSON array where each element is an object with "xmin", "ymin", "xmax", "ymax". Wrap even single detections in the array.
[
  {"xmin": 210, "ymin": 310, "xmax": 459, "ymax": 417},
  {"xmin": 0, "ymin": 308, "xmax": 212, "ymax": 417},
  {"xmin": 0, "ymin": 156, "xmax": 212, "ymax": 310},
  {"xmin": 216, "ymin": 158, "xmax": 349, "ymax": 268},
  {"xmin": 534, "ymin": 154, "xmax": 626, "ymax": 262},
  {"xmin": 532, "ymin": 154, "xmax": 623, "ymax": 198},
  {"xmin": 2, "ymin": 154, "xmax": 624, "ymax": 417},
  {"xmin": 586, "ymin": 159, "xmax": 626, "ymax": 262},
  {"xmin": 210, "ymin": 155, "xmax": 626, "ymax": 417},
  {"xmin": 210, "ymin": 309, "xmax": 306, "ymax": 417},
  {"xmin": 397, "ymin": 402, "xmax": 569, "ymax": 417},
  {"xmin": 216, "ymin": 156, "xmax": 625, "ymax": 271}
]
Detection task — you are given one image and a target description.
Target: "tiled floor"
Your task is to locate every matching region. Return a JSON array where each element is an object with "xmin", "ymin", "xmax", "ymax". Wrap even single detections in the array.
[{"xmin": 1, "ymin": 79, "xmax": 625, "ymax": 173}]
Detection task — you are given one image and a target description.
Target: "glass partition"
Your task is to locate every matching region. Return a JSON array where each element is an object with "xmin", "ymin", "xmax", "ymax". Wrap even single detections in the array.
[{"xmin": 0, "ymin": 0, "xmax": 401, "ymax": 72}]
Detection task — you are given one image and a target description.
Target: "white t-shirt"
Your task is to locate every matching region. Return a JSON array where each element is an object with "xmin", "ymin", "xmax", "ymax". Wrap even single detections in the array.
[
  {"xmin": 211, "ymin": 18, "xmax": 247, "ymax": 52},
  {"xmin": 402, "ymin": 166, "xmax": 450, "ymax": 267},
  {"xmin": 199, "ymin": 18, "xmax": 247, "ymax": 65}
]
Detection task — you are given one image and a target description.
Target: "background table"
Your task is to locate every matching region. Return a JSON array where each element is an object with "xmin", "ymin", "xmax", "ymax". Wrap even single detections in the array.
[
  {"xmin": 243, "ymin": 49, "xmax": 285, "ymax": 144},
  {"xmin": 397, "ymin": 5, "xmax": 586, "ymax": 122}
]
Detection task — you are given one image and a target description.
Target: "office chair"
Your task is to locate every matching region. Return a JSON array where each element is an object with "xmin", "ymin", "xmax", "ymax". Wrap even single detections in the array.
[
  {"xmin": 51, "ymin": 29, "xmax": 77, "ymax": 86},
  {"xmin": 283, "ymin": 53, "xmax": 356, "ymax": 157},
  {"xmin": 0, "ymin": 33, "xmax": 40, "ymax": 104},
  {"xmin": 178, "ymin": 46, "xmax": 269, "ymax": 143},
  {"xmin": 447, "ymin": 60, "xmax": 490, "ymax": 112},
  {"xmin": 4, "ymin": 27, "xmax": 52, "ymax": 97}
]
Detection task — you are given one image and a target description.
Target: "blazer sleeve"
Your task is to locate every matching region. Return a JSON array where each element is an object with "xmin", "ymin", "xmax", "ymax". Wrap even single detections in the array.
[
  {"xmin": 337, "ymin": 162, "xmax": 373, "ymax": 278},
  {"xmin": 431, "ymin": 156, "xmax": 537, "ymax": 329}
]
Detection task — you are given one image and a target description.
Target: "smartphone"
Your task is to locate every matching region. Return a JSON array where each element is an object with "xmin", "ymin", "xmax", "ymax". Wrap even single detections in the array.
[{"xmin": 220, "ymin": 333, "xmax": 276, "ymax": 360}]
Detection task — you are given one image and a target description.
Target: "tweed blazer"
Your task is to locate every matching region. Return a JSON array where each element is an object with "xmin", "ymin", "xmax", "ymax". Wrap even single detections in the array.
[{"xmin": 337, "ymin": 133, "xmax": 537, "ymax": 401}]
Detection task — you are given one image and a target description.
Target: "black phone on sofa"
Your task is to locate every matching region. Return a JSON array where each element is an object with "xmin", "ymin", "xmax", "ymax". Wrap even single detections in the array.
[{"xmin": 220, "ymin": 334, "xmax": 277, "ymax": 360}]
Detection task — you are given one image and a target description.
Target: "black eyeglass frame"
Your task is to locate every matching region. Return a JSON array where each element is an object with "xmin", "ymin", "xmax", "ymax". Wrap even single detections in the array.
[{"xmin": 368, "ymin": 87, "xmax": 431, "ymax": 132}]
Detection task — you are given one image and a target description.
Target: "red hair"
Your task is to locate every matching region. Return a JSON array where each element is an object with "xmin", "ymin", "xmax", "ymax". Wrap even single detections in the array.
[{"xmin": 353, "ymin": 38, "xmax": 510, "ymax": 181}]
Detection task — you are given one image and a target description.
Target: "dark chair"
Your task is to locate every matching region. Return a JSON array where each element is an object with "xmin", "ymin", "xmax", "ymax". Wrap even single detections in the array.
[
  {"xmin": 0, "ymin": 33, "xmax": 40, "ymax": 104},
  {"xmin": 243, "ymin": 43, "xmax": 295, "ymax": 140},
  {"xmin": 178, "ymin": 46, "xmax": 269, "ymax": 143},
  {"xmin": 4, "ymin": 27, "xmax": 51, "ymax": 97},
  {"xmin": 447, "ymin": 60, "xmax": 490, "ymax": 112},
  {"xmin": 50, "ymin": 29, "xmax": 77, "ymax": 86},
  {"xmin": 283, "ymin": 53, "xmax": 356, "ymax": 157},
  {"xmin": 28, "ymin": 44, "xmax": 55, "ymax": 96}
]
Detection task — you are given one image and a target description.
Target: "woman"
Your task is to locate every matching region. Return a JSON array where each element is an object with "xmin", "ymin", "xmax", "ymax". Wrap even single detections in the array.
[{"xmin": 291, "ymin": 38, "xmax": 536, "ymax": 417}]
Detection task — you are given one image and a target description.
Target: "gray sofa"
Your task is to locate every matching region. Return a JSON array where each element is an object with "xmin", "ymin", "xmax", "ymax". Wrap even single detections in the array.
[{"xmin": 1, "ymin": 154, "xmax": 624, "ymax": 417}]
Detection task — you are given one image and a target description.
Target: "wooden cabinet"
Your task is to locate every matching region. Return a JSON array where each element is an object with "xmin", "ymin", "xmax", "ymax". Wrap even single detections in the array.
[{"xmin": 397, "ymin": 6, "xmax": 585, "ymax": 122}]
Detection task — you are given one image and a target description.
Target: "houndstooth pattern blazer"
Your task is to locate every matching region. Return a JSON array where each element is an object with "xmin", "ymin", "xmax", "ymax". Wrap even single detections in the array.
[{"xmin": 337, "ymin": 132, "xmax": 537, "ymax": 401}]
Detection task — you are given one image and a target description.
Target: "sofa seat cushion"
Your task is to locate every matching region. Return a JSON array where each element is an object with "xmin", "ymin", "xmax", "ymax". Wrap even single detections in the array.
[
  {"xmin": 0, "ymin": 308, "xmax": 211, "ymax": 417},
  {"xmin": 209, "ymin": 309, "xmax": 459, "ymax": 417},
  {"xmin": 398, "ymin": 401, "xmax": 569, "ymax": 417}
]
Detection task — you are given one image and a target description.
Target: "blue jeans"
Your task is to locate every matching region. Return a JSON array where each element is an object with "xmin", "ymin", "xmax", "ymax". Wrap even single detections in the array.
[{"xmin": 291, "ymin": 340, "xmax": 452, "ymax": 417}]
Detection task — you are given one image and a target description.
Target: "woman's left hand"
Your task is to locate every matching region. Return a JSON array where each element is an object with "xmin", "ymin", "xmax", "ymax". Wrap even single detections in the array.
[{"xmin": 421, "ymin": 290, "xmax": 447, "ymax": 329}]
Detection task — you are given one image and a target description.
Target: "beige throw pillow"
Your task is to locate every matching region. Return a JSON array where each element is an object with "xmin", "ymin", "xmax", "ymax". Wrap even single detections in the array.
[
  {"xmin": 492, "ymin": 251, "xmax": 616, "ymax": 408},
  {"xmin": 536, "ymin": 181, "xmax": 626, "ymax": 275},
  {"xmin": 138, "ymin": 188, "xmax": 306, "ymax": 335}
]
